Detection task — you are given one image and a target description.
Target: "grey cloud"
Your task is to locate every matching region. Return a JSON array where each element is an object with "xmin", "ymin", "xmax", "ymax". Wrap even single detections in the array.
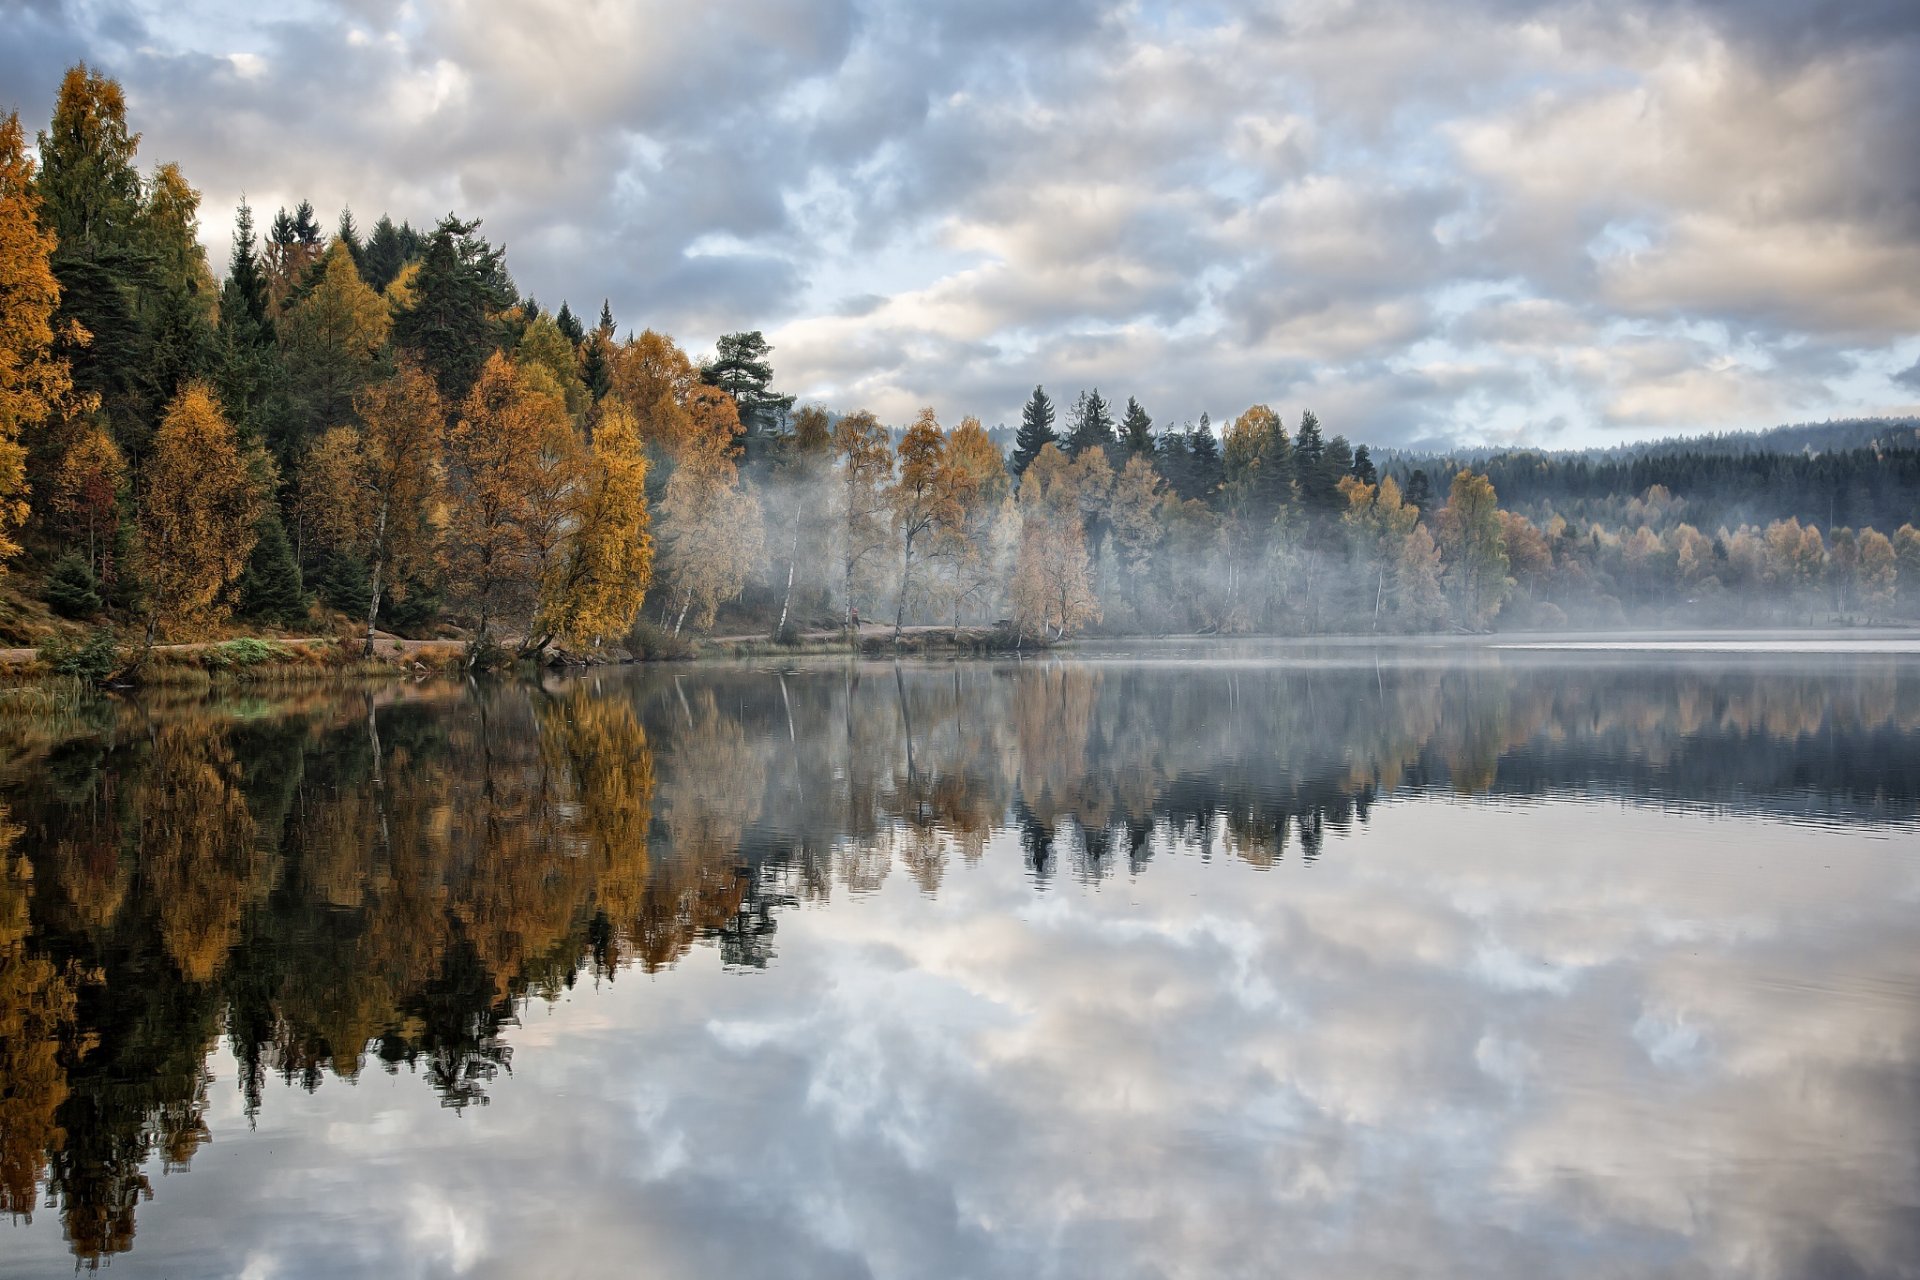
[{"xmin": 5, "ymin": 0, "xmax": 1917, "ymax": 445}]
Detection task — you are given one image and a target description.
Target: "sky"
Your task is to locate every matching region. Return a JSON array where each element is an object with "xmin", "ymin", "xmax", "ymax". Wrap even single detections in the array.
[{"xmin": 3, "ymin": 0, "xmax": 1919, "ymax": 447}]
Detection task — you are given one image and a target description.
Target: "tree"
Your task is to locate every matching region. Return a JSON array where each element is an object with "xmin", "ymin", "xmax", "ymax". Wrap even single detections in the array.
[
  {"xmin": 442, "ymin": 353, "xmax": 548, "ymax": 649},
  {"xmin": 553, "ymin": 301, "xmax": 584, "ymax": 347},
  {"xmin": 336, "ymin": 208, "xmax": 364, "ymax": 271},
  {"xmin": 214, "ymin": 200, "xmax": 278, "ymax": 440},
  {"xmin": 1121, "ymin": 397, "xmax": 1154, "ymax": 455},
  {"xmin": 1010, "ymin": 444, "xmax": 1101, "ymax": 639},
  {"xmin": 656, "ymin": 450, "xmax": 763, "ymax": 634},
  {"xmin": 770, "ymin": 403, "xmax": 835, "ymax": 635},
  {"xmin": 1064, "ymin": 388, "xmax": 1116, "ymax": 459},
  {"xmin": 361, "ymin": 215, "xmax": 413, "ymax": 293},
  {"xmin": 1108, "ymin": 454, "xmax": 1166, "ymax": 617},
  {"xmin": 281, "ymin": 240, "xmax": 391, "ymax": 448},
  {"xmin": 135, "ymin": 162, "xmax": 216, "ymax": 411},
  {"xmin": 51, "ymin": 427, "xmax": 125, "ymax": 581},
  {"xmin": 37, "ymin": 67, "xmax": 149, "ymax": 450},
  {"xmin": 349, "ymin": 365, "xmax": 444, "ymax": 653},
  {"xmin": 534, "ymin": 398, "xmax": 654, "ymax": 648},
  {"xmin": 889, "ymin": 408, "xmax": 959, "ymax": 642},
  {"xmin": 1, "ymin": 111, "xmax": 87, "ymax": 565},
  {"xmin": 137, "ymin": 383, "xmax": 265, "ymax": 638},
  {"xmin": 935, "ymin": 416, "xmax": 1008, "ymax": 632},
  {"xmin": 700, "ymin": 331, "xmax": 793, "ymax": 446},
  {"xmin": 393, "ymin": 214, "xmax": 512, "ymax": 402},
  {"xmin": 1438, "ymin": 470, "xmax": 1510, "ymax": 629},
  {"xmin": 833, "ymin": 410, "xmax": 893, "ymax": 629},
  {"xmin": 1351, "ymin": 443, "xmax": 1377, "ymax": 486},
  {"xmin": 1854, "ymin": 527, "xmax": 1896, "ymax": 615},
  {"xmin": 1010, "ymin": 385, "xmax": 1057, "ymax": 479},
  {"xmin": 236, "ymin": 511, "xmax": 305, "ymax": 624},
  {"xmin": 515, "ymin": 313, "xmax": 589, "ymax": 422}
]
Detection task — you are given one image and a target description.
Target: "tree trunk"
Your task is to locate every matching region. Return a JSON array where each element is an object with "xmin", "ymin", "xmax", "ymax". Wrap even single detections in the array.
[
  {"xmin": 893, "ymin": 533, "xmax": 913, "ymax": 646},
  {"xmin": 777, "ymin": 524, "xmax": 799, "ymax": 636}
]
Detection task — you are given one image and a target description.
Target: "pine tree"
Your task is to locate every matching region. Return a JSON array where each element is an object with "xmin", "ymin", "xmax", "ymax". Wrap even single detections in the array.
[
  {"xmin": 362, "ymin": 214, "xmax": 410, "ymax": 292},
  {"xmin": 237, "ymin": 510, "xmax": 305, "ymax": 623},
  {"xmin": 337, "ymin": 207, "xmax": 364, "ymax": 272},
  {"xmin": 1010, "ymin": 385, "xmax": 1057, "ymax": 479},
  {"xmin": 1187, "ymin": 414, "xmax": 1223, "ymax": 500},
  {"xmin": 214, "ymin": 200, "xmax": 280, "ymax": 442},
  {"xmin": 700, "ymin": 331, "xmax": 794, "ymax": 452},
  {"xmin": 1352, "ymin": 443, "xmax": 1377, "ymax": 486},
  {"xmin": 1405, "ymin": 468, "xmax": 1433, "ymax": 513},
  {"xmin": 1122, "ymin": 396, "xmax": 1154, "ymax": 455},
  {"xmin": 45, "ymin": 553, "xmax": 102, "ymax": 618},
  {"xmin": 1293, "ymin": 409, "xmax": 1330, "ymax": 510},
  {"xmin": 554, "ymin": 300, "xmax": 584, "ymax": 346},
  {"xmin": 37, "ymin": 65, "xmax": 149, "ymax": 442},
  {"xmin": 1064, "ymin": 388, "xmax": 1116, "ymax": 458},
  {"xmin": 393, "ymin": 214, "xmax": 513, "ymax": 402}
]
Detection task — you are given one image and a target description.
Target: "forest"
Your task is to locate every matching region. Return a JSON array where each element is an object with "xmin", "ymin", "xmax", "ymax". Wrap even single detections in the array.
[{"xmin": 3, "ymin": 65, "xmax": 1919, "ymax": 666}]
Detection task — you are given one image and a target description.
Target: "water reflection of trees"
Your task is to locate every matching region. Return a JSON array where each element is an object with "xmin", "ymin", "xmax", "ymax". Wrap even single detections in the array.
[{"xmin": 2, "ymin": 657, "xmax": 1918, "ymax": 1263}]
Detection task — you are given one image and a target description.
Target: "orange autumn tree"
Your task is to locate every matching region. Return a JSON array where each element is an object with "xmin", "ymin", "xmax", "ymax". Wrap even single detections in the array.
[
  {"xmin": 51, "ymin": 425, "xmax": 125, "ymax": 581},
  {"xmin": 889, "ymin": 408, "xmax": 960, "ymax": 642},
  {"xmin": 137, "ymin": 383, "xmax": 265, "ymax": 640},
  {"xmin": 0, "ymin": 110, "xmax": 88, "ymax": 565},
  {"xmin": 443, "ymin": 352, "xmax": 549, "ymax": 651}
]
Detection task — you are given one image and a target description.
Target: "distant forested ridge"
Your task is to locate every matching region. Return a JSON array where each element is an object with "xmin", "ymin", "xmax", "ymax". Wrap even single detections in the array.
[{"xmin": 2, "ymin": 65, "xmax": 1917, "ymax": 658}]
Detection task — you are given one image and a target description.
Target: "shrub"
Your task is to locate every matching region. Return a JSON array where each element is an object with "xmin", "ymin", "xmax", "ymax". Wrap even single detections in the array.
[
  {"xmin": 203, "ymin": 637, "xmax": 287, "ymax": 670},
  {"xmin": 626, "ymin": 618, "xmax": 694, "ymax": 661},
  {"xmin": 42, "ymin": 627, "xmax": 121, "ymax": 683},
  {"xmin": 45, "ymin": 555, "xmax": 103, "ymax": 619}
]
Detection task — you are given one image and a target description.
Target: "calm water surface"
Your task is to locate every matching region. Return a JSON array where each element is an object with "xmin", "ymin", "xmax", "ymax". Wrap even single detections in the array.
[{"xmin": 2, "ymin": 646, "xmax": 1918, "ymax": 1278}]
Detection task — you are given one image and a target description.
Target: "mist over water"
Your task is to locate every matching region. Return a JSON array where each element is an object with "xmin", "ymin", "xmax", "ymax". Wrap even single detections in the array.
[{"xmin": 2, "ymin": 645, "xmax": 1918, "ymax": 1278}]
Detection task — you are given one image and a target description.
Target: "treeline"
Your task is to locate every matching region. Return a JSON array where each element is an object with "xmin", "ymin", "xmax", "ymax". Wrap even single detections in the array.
[{"xmin": 4, "ymin": 65, "xmax": 1919, "ymax": 653}]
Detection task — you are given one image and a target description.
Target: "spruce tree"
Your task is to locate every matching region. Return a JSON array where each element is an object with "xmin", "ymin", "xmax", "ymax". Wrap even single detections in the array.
[
  {"xmin": 215, "ymin": 200, "xmax": 283, "ymax": 444},
  {"xmin": 1352, "ymin": 443, "xmax": 1377, "ymax": 486},
  {"xmin": 337, "ymin": 207, "xmax": 365, "ymax": 272},
  {"xmin": 1188, "ymin": 414, "xmax": 1223, "ymax": 501},
  {"xmin": 1010, "ymin": 385, "xmax": 1058, "ymax": 478},
  {"xmin": 554, "ymin": 300, "xmax": 584, "ymax": 346},
  {"xmin": 38, "ymin": 65, "xmax": 151, "ymax": 441},
  {"xmin": 1405, "ymin": 468, "xmax": 1433, "ymax": 513},
  {"xmin": 597, "ymin": 299, "xmax": 615, "ymax": 335},
  {"xmin": 238, "ymin": 511, "xmax": 306, "ymax": 624},
  {"xmin": 392, "ymin": 213, "xmax": 514, "ymax": 401},
  {"xmin": 1065, "ymin": 388, "xmax": 1116, "ymax": 458},
  {"xmin": 1122, "ymin": 397, "xmax": 1154, "ymax": 455},
  {"xmin": 46, "ymin": 554, "xmax": 103, "ymax": 618},
  {"xmin": 362, "ymin": 214, "xmax": 409, "ymax": 292}
]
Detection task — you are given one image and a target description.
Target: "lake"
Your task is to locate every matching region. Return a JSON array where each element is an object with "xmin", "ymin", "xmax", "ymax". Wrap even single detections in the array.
[{"xmin": 2, "ymin": 643, "xmax": 1918, "ymax": 1278}]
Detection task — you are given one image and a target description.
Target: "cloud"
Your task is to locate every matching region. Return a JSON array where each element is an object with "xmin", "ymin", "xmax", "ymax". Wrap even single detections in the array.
[{"xmin": 3, "ymin": 0, "xmax": 1916, "ymax": 443}]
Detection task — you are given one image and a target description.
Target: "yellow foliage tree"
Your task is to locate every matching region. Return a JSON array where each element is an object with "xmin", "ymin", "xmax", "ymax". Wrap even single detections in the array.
[
  {"xmin": 443, "ymin": 352, "xmax": 548, "ymax": 648},
  {"xmin": 137, "ymin": 383, "xmax": 265, "ymax": 639},
  {"xmin": 0, "ymin": 111, "xmax": 88, "ymax": 564},
  {"xmin": 1011, "ymin": 443, "xmax": 1101, "ymax": 639},
  {"xmin": 535, "ymin": 397, "xmax": 654, "ymax": 647},
  {"xmin": 349, "ymin": 363, "xmax": 444, "ymax": 653},
  {"xmin": 889, "ymin": 408, "xmax": 958, "ymax": 641}
]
